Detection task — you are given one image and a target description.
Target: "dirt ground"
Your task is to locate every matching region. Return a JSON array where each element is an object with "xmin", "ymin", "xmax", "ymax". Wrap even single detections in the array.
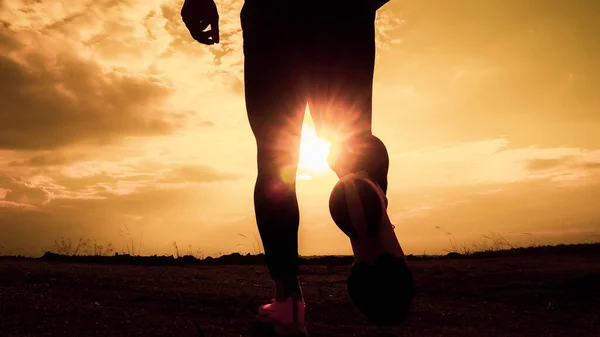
[{"xmin": 1, "ymin": 246, "xmax": 599, "ymax": 337}]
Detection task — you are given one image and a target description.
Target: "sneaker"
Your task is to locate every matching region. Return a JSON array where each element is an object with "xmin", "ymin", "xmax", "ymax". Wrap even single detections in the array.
[
  {"xmin": 329, "ymin": 171, "xmax": 406, "ymax": 264},
  {"xmin": 255, "ymin": 294, "xmax": 308, "ymax": 336},
  {"xmin": 329, "ymin": 171, "xmax": 414, "ymax": 325}
]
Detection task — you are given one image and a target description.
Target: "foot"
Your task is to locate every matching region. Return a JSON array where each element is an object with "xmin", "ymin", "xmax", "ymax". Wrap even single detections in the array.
[
  {"xmin": 329, "ymin": 171, "xmax": 414, "ymax": 325},
  {"xmin": 256, "ymin": 294, "xmax": 308, "ymax": 336},
  {"xmin": 329, "ymin": 171, "xmax": 407, "ymax": 265}
]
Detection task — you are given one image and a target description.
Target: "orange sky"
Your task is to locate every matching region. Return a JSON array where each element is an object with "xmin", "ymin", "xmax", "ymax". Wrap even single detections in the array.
[{"xmin": 1, "ymin": 0, "xmax": 599, "ymax": 257}]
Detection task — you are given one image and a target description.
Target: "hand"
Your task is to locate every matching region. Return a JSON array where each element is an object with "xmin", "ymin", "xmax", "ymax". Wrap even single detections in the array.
[{"xmin": 181, "ymin": 0, "xmax": 220, "ymax": 45}]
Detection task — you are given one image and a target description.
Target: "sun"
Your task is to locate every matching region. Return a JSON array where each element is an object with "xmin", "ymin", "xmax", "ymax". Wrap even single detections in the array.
[{"xmin": 298, "ymin": 123, "xmax": 331, "ymax": 175}]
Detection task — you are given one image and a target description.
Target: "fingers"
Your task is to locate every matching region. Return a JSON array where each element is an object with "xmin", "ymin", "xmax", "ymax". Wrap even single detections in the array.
[
  {"xmin": 197, "ymin": 20, "xmax": 211, "ymax": 32},
  {"xmin": 211, "ymin": 17, "xmax": 220, "ymax": 44},
  {"xmin": 192, "ymin": 30, "xmax": 215, "ymax": 45},
  {"xmin": 207, "ymin": 0, "xmax": 220, "ymax": 43},
  {"xmin": 185, "ymin": 20, "xmax": 219, "ymax": 45}
]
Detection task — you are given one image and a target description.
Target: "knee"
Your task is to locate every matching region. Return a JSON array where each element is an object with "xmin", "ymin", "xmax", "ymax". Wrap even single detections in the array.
[{"xmin": 256, "ymin": 155, "xmax": 298, "ymax": 201}]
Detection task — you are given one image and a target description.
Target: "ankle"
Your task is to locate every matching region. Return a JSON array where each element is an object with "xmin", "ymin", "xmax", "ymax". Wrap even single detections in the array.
[{"xmin": 275, "ymin": 277, "xmax": 303, "ymax": 301}]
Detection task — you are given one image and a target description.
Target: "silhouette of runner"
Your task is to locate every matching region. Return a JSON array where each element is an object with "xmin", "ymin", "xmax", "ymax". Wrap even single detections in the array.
[{"xmin": 182, "ymin": 0, "xmax": 412, "ymax": 335}]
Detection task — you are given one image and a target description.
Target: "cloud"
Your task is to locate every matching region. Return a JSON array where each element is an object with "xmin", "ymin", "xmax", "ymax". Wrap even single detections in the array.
[
  {"xmin": 389, "ymin": 139, "xmax": 600, "ymax": 189},
  {"xmin": 0, "ymin": 175, "xmax": 51, "ymax": 207},
  {"xmin": 0, "ymin": 182, "xmax": 252, "ymax": 256},
  {"xmin": 580, "ymin": 162, "xmax": 600, "ymax": 170},
  {"xmin": 52, "ymin": 172, "xmax": 139, "ymax": 193},
  {"xmin": 7, "ymin": 160, "xmax": 242, "ymax": 204},
  {"xmin": 526, "ymin": 157, "xmax": 573, "ymax": 171},
  {"xmin": 9, "ymin": 152, "xmax": 88, "ymax": 167},
  {"xmin": 0, "ymin": 28, "xmax": 186, "ymax": 150},
  {"xmin": 389, "ymin": 179, "xmax": 600, "ymax": 253},
  {"xmin": 0, "ymin": 200, "xmax": 39, "ymax": 211},
  {"xmin": 161, "ymin": 164, "xmax": 240, "ymax": 184},
  {"xmin": 377, "ymin": 0, "xmax": 600, "ymax": 149},
  {"xmin": 524, "ymin": 155, "xmax": 600, "ymax": 181}
]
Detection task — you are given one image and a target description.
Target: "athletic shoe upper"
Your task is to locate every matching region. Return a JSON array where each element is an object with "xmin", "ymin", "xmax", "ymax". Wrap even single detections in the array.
[{"xmin": 256, "ymin": 295, "xmax": 308, "ymax": 336}]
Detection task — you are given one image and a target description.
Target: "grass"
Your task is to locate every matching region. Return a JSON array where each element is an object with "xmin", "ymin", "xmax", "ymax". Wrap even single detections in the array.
[
  {"xmin": 118, "ymin": 224, "xmax": 142, "ymax": 256},
  {"xmin": 433, "ymin": 226, "xmax": 556, "ymax": 256},
  {"xmin": 236, "ymin": 232, "xmax": 264, "ymax": 255},
  {"xmin": 43, "ymin": 224, "xmax": 532, "ymax": 260},
  {"xmin": 40, "ymin": 229, "xmax": 265, "ymax": 262},
  {"xmin": 1, "ymin": 222, "xmax": 597, "ymax": 261},
  {"xmin": 444, "ymin": 232, "xmax": 517, "ymax": 255},
  {"xmin": 51, "ymin": 237, "xmax": 115, "ymax": 257},
  {"xmin": 39, "ymin": 232, "xmax": 600, "ymax": 262}
]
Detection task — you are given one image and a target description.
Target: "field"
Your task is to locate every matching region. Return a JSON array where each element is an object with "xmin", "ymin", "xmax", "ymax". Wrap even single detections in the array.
[{"xmin": 1, "ymin": 244, "xmax": 599, "ymax": 337}]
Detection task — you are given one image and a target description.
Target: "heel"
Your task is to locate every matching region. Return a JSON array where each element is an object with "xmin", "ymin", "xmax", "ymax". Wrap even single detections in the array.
[{"xmin": 329, "ymin": 173, "xmax": 385, "ymax": 240}]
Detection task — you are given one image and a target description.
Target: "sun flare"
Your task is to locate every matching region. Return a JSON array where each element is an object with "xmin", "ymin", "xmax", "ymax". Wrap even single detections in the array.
[{"xmin": 298, "ymin": 123, "xmax": 331, "ymax": 174}]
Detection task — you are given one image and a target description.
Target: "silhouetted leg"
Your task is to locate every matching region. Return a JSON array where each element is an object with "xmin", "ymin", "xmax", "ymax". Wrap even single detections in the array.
[
  {"xmin": 302, "ymin": 5, "xmax": 414, "ymax": 324},
  {"xmin": 306, "ymin": 1, "xmax": 390, "ymax": 193},
  {"xmin": 242, "ymin": 1, "xmax": 306, "ymax": 299}
]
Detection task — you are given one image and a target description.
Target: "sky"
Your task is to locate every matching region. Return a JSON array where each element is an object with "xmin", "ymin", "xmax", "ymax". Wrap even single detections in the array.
[{"xmin": 1, "ymin": 0, "xmax": 599, "ymax": 257}]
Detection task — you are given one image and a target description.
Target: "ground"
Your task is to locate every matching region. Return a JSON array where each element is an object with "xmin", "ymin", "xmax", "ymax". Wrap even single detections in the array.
[{"xmin": 1, "ymin": 245, "xmax": 599, "ymax": 337}]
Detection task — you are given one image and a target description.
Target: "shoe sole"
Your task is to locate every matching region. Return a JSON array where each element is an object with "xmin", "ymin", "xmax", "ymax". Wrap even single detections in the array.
[{"xmin": 329, "ymin": 172, "xmax": 405, "ymax": 264}]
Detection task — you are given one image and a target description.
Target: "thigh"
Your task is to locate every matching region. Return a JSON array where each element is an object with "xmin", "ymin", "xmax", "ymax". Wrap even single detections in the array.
[
  {"xmin": 305, "ymin": 1, "xmax": 377, "ymax": 143},
  {"xmin": 242, "ymin": 1, "xmax": 307, "ymax": 173}
]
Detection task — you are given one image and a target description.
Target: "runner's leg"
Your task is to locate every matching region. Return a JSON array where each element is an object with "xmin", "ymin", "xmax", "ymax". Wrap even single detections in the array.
[
  {"xmin": 242, "ymin": 0, "xmax": 306, "ymax": 299},
  {"xmin": 306, "ymin": 1, "xmax": 389, "ymax": 192}
]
